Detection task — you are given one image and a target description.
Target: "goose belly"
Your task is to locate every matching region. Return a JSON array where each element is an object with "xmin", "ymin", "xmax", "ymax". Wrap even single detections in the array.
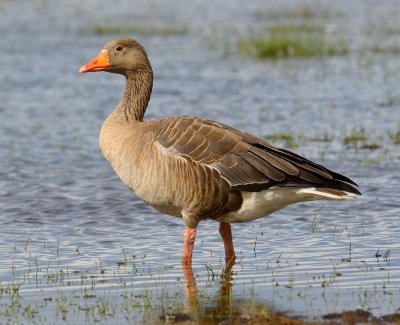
[{"xmin": 219, "ymin": 187, "xmax": 325, "ymax": 223}]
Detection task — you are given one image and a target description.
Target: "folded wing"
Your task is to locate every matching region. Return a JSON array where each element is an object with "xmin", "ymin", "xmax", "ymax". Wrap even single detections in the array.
[{"xmin": 154, "ymin": 117, "xmax": 360, "ymax": 195}]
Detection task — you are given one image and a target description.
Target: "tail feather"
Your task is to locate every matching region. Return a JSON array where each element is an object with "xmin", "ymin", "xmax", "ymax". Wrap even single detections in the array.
[{"xmin": 297, "ymin": 187, "xmax": 358, "ymax": 200}]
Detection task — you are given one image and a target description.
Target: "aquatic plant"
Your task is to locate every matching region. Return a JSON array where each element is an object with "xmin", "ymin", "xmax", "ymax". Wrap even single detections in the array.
[
  {"xmin": 343, "ymin": 128, "xmax": 381, "ymax": 150},
  {"xmin": 370, "ymin": 45, "xmax": 400, "ymax": 54},
  {"xmin": 389, "ymin": 128, "xmax": 400, "ymax": 144},
  {"xmin": 91, "ymin": 23, "xmax": 190, "ymax": 36},
  {"xmin": 263, "ymin": 132, "xmax": 299, "ymax": 147},
  {"xmin": 239, "ymin": 33, "xmax": 348, "ymax": 59},
  {"xmin": 268, "ymin": 23, "xmax": 326, "ymax": 34},
  {"xmin": 255, "ymin": 5, "xmax": 342, "ymax": 20}
]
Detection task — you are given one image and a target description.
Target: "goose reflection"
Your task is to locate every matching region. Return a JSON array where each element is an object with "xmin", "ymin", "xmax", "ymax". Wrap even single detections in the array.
[
  {"xmin": 157, "ymin": 260, "xmax": 309, "ymax": 325},
  {"xmin": 181, "ymin": 259, "xmax": 235, "ymax": 322}
]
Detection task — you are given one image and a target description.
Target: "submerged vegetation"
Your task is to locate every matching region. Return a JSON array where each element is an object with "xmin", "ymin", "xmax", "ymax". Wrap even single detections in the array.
[
  {"xmin": 92, "ymin": 23, "xmax": 190, "ymax": 36},
  {"xmin": 262, "ymin": 129, "xmax": 398, "ymax": 153},
  {"xmin": 268, "ymin": 23, "xmax": 326, "ymax": 34},
  {"xmin": 369, "ymin": 44, "xmax": 400, "ymax": 54},
  {"xmin": 237, "ymin": 5, "xmax": 347, "ymax": 59},
  {"xmin": 389, "ymin": 127, "xmax": 400, "ymax": 144},
  {"xmin": 254, "ymin": 4, "xmax": 342, "ymax": 20},
  {"xmin": 0, "ymin": 242, "xmax": 398, "ymax": 325},
  {"xmin": 343, "ymin": 128, "xmax": 381, "ymax": 150},
  {"xmin": 263, "ymin": 132, "xmax": 299, "ymax": 147},
  {"xmin": 343, "ymin": 129, "xmax": 367, "ymax": 145},
  {"xmin": 239, "ymin": 33, "xmax": 347, "ymax": 59}
]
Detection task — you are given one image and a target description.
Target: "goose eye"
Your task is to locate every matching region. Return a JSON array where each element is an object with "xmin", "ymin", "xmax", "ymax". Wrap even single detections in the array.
[{"xmin": 115, "ymin": 45, "xmax": 123, "ymax": 52}]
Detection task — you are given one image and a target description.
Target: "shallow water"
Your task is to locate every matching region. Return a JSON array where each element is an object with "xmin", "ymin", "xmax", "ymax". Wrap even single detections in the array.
[{"xmin": 1, "ymin": 0, "xmax": 400, "ymax": 324}]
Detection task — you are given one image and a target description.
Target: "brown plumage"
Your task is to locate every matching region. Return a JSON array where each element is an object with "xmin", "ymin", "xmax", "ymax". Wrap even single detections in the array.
[{"xmin": 79, "ymin": 38, "xmax": 360, "ymax": 264}]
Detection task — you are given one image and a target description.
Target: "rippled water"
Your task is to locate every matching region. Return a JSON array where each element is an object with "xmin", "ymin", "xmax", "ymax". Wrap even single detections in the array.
[{"xmin": 1, "ymin": 0, "xmax": 400, "ymax": 324}]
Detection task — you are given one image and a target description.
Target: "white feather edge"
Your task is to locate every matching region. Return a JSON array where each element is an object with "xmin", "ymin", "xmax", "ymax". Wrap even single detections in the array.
[
  {"xmin": 296, "ymin": 187, "xmax": 358, "ymax": 200},
  {"xmin": 219, "ymin": 186, "xmax": 358, "ymax": 223}
]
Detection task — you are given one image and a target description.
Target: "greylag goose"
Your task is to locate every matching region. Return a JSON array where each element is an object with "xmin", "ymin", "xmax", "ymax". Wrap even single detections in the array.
[{"xmin": 79, "ymin": 39, "xmax": 360, "ymax": 264}]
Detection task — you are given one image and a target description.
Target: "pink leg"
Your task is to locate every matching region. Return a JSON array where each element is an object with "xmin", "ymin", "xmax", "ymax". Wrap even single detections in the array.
[
  {"xmin": 182, "ymin": 227, "xmax": 197, "ymax": 263},
  {"xmin": 219, "ymin": 222, "xmax": 236, "ymax": 263}
]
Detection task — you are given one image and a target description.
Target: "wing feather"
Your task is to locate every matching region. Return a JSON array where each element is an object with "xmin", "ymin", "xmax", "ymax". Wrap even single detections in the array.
[
  {"xmin": 152, "ymin": 116, "xmax": 360, "ymax": 194},
  {"xmin": 241, "ymin": 152, "xmax": 285, "ymax": 181}
]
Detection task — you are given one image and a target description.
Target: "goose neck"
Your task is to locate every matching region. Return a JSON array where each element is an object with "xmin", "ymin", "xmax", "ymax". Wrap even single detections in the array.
[{"xmin": 118, "ymin": 67, "xmax": 153, "ymax": 122}]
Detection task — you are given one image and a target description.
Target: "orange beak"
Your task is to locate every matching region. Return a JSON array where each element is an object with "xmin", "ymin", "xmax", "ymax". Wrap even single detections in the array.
[{"xmin": 79, "ymin": 49, "xmax": 111, "ymax": 73}]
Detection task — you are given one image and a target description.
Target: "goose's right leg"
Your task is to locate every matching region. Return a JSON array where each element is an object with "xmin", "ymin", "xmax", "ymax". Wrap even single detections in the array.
[
  {"xmin": 182, "ymin": 227, "xmax": 197, "ymax": 263},
  {"xmin": 219, "ymin": 222, "xmax": 236, "ymax": 263}
]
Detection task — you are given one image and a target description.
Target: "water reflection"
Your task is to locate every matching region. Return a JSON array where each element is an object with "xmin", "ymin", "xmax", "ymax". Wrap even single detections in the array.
[{"xmin": 179, "ymin": 260, "xmax": 240, "ymax": 324}]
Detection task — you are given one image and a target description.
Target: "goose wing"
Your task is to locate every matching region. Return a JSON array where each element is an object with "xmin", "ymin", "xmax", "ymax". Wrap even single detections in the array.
[{"xmin": 153, "ymin": 116, "xmax": 360, "ymax": 194}]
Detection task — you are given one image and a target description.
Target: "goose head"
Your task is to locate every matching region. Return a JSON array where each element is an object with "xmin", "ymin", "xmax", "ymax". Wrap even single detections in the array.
[{"xmin": 79, "ymin": 38, "xmax": 150, "ymax": 76}]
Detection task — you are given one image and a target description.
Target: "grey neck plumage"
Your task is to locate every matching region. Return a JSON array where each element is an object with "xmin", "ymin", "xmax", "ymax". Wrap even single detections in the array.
[{"xmin": 117, "ymin": 67, "xmax": 153, "ymax": 122}]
